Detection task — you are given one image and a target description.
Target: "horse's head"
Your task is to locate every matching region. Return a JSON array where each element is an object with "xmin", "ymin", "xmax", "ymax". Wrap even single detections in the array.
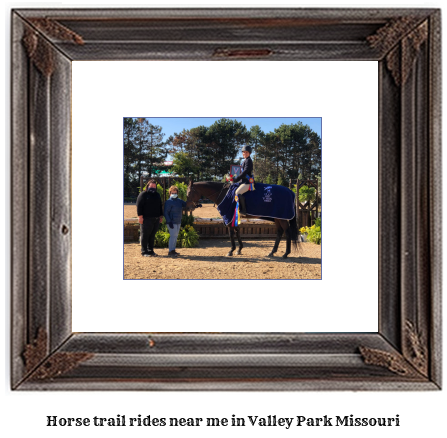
[{"xmin": 185, "ymin": 180, "xmax": 201, "ymax": 211}]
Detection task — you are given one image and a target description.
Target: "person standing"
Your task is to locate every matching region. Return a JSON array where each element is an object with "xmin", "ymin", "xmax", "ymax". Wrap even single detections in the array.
[
  {"xmin": 164, "ymin": 185, "xmax": 187, "ymax": 256},
  {"xmin": 233, "ymin": 145, "xmax": 253, "ymax": 214},
  {"xmin": 136, "ymin": 180, "xmax": 164, "ymax": 257}
]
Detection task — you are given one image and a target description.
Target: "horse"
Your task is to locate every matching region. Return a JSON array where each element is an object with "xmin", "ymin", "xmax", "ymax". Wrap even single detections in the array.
[{"xmin": 186, "ymin": 181, "xmax": 299, "ymax": 258}]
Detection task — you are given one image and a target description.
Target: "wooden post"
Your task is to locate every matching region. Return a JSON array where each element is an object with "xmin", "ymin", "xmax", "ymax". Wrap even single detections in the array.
[
  {"xmin": 296, "ymin": 178, "xmax": 299, "ymax": 229},
  {"xmin": 140, "ymin": 175, "xmax": 144, "ymax": 193}
]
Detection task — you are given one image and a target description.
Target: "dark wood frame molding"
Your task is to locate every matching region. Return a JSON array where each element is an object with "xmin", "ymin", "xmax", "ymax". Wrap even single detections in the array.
[{"xmin": 11, "ymin": 8, "xmax": 442, "ymax": 390}]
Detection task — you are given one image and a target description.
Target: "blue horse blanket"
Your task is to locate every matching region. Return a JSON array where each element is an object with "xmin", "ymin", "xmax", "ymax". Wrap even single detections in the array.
[{"xmin": 217, "ymin": 183, "xmax": 296, "ymax": 226}]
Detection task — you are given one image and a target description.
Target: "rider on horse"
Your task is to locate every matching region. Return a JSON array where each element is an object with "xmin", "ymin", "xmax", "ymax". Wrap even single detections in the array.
[{"xmin": 233, "ymin": 145, "xmax": 254, "ymax": 214}]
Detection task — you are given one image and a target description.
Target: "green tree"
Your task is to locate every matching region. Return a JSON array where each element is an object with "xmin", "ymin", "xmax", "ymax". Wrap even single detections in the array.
[
  {"xmin": 123, "ymin": 117, "xmax": 139, "ymax": 197},
  {"xmin": 167, "ymin": 126, "xmax": 214, "ymax": 181},
  {"xmin": 277, "ymin": 174, "xmax": 288, "ymax": 187},
  {"xmin": 206, "ymin": 118, "xmax": 250, "ymax": 178},
  {"xmin": 307, "ymin": 130, "xmax": 322, "ymax": 179},
  {"xmin": 172, "ymin": 151, "xmax": 199, "ymax": 178},
  {"xmin": 124, "ymin": 118, "xmax": 168, "ymax": 193},
  {"xmin": 316, "ymin": 173, "xmax": 322, "ymax": 198},
  {"xmin": 256, "ymin": 122, "xmax": 322, "ymax": 182},
  {"xmin": 143, "ymin": 120, "xmax": 166, "ymax": 178},
  {"xmin": 168, "ymin": 129, "xmax": 188, "ymax": 153},
  {"xmin": 189, "ymin": 125, "xmax": 214, "ymax": 180},
  {"xmin": 273, "ymin": 123, "xmax": 293, "ymax": 182},
  {"xmin": 134, "ymin": 118, "xmax": 149, "ymax": 182},
  {"xmin": 290, "ymin": 122, "xmax": 322, "ymax": 180},
  {"xmin": 248, "ymin": 125, "xmax": 265, "ymax": 175}
]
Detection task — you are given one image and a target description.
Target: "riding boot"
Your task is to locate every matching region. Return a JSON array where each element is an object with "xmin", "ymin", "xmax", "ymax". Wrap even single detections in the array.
[{"xmin": 238, "ymin": 194, "xmax": 247, "ymax": 215}]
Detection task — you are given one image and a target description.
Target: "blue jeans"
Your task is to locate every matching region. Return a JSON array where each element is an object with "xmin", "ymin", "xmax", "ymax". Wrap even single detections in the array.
[{"xmin": 168, "ymin": 223, "xmax": 181, "ymax": 251}]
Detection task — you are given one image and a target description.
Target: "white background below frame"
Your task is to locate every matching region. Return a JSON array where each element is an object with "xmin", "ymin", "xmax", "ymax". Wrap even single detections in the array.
[{"xmin": 72, "ymin": 60, "xmax": 378, "ymax": 333}]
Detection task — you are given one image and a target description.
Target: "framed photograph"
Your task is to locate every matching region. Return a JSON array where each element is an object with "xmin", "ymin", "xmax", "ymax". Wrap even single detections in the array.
[
  {"xmin": 11, "ymin": 8, "xmax": 441, "ymax": 390},
  {"xmin": 230, "ymin": 165, "xmax": 242, "ymax": 178}
]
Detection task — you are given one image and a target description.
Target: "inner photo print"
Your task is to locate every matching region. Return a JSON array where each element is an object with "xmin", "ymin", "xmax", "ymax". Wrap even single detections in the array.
[{"xmin": 124, "ymin": 117, "xmax": 322, "ymax": 280}]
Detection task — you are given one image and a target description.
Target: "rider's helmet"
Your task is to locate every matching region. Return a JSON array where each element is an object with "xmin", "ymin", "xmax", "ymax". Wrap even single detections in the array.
[{"xmin": 242, "ymin": 145, "xmax": 252, "ymax": 154}]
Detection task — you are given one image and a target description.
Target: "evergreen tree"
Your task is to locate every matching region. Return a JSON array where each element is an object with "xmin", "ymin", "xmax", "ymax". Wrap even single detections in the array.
[
  {"xmin": 144, "ymin": 121, "xmax": 166, "ymax": 178},
  {"xmin": 123, "ymin": 118, "xmax": 139, "ymax": 196},
  {"xmin": 206, "ymin": 118, "xmax": 250, "ymax": 178},
  {"xmin": 123, "ymin": 118, "xmax": 167, "ymax": 197},
  {"xmin": 248, "ymin": 125, "xmax": 265, "ymax": 175}
]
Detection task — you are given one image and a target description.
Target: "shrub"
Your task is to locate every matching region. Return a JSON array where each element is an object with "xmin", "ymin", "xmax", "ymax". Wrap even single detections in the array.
[
  {"xmin": 158, "ymin": 216, "xmax": 167, "ymax": 232},
  {"xmin": 154, "ymin": 230, "xmax": 170, "ymax": 248},
  {"xmin": 177, "ymin": 225, "xmax": 199, "ymax": 248},
  {"xmin": 154, "ymin": 218, "xmax": 199, "ymax": 248},
  {"xmin": 300, "ymin": 217, "xmax": 321, "ymax": 245},
  {"xmin": 299, "ymin": 185, "xmax": 316, "ymax": 204},
  {"xmin": 181, "ymin": 214, "xmax": 195, "ymax": 228}
]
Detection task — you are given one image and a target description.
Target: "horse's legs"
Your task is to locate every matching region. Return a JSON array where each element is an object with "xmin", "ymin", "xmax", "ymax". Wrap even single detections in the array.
[
  {"xmin": 235, "ymin": 227, "xmax": 243, "ymax": 255},
  {"xmin": 282, "ymin": 227, "xmax": 291, "ymax": 258},
  {"xmin": 268, "ymin": 223, "xmax": 283, "ymax": 257},
  {"xmin": 227, "ymin": 226, "xmax": 236, "ymax": 256},
  {"xmin": 278, "ymin": 220, "xmax": 292, "ymax": 258}
]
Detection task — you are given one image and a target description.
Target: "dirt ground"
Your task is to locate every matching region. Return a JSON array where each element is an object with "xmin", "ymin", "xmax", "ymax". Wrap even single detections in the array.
[
  {"xmin": 124, "ymin": 203, "xmax": 321, "ymax": 280},
  {"xmin": 124, "ymin": 203, "xmax": 223, "ymax": 219},
  {"xmin": 124, "ymin": 239, "xmax": 321, "ymax": 280}
]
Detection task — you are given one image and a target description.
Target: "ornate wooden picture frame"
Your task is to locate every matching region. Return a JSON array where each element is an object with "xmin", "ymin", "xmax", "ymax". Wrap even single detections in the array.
[{"xmin": 11, "ymin": 8, "xmax": 441, "ymax": 390}]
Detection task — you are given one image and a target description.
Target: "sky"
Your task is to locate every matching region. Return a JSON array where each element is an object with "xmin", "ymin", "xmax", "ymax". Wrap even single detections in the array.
[{"xmin": 131, "ymin": 117, "xmax": 322, "ymax": 162}]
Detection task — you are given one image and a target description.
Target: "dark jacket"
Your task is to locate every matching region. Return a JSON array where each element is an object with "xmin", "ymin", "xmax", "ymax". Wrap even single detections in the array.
[
  {"xmin": 164, "ymin": 197, "xmax": 187, "ymax": 224},
  {"xmin": 136, "ymin": 190, "xmax": 163, "ymax": 218},
  {"xmin": 233, "ymin": 156, "xmax": 253, "ymax": 183}
]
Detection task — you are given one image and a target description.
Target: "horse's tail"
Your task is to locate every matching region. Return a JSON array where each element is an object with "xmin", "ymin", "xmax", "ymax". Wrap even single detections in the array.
[{"xmin": 288, "ymin": 215, "xmax": 299, "ymax": 251}]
